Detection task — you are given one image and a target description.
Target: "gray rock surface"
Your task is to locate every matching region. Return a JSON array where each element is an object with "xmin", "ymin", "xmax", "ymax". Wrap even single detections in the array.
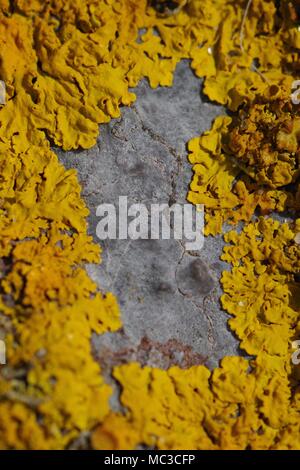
[{"xmin": 57, "ymin": 60, "xmax": 240, "ymax": 373}]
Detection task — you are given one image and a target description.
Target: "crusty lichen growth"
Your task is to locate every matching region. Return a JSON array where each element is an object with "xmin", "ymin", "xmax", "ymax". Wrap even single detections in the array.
[
  {"xmin": 0, "ymin": 141, "xmax": 122, "ymax": 449},
  {"xmin": 93, "ymin": 219, "xmax": 300, "ymax": 450},
  {"xmin": 221, "ymin": 218, "xmax": 300, "ymax": 356},
  {"xmin": 0, "ymin": 0, "xmax": 298, "ymax": 153},
  {"xmin": 188, "ymin": 85, "xmax": 300, "ymax": 236},
  {"xmin": 223, "ymin": 86, "xmax": 300, "ymax": 188},
  {"xmin": 0, "ymin": 0, "xmax": 300, "ymax": 450},
  {"xmin": 275, "ymin": 0, "xmax": 300, "ymax": 74}
]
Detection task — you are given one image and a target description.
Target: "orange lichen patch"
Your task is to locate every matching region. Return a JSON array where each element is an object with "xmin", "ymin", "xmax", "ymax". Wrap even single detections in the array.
[
  {"xmin": 188, "ymin": 78, "xmax": 300, "ymax": 236},
  {"xmin": 0, "ymin": 144, "xmax": 89, "ymax": 242},
  {"xmin": 187, "ymin": 110, "xmax": 292, "ymax": 236},
  {"xmin": 0, "ymin": 0, "xmax": 195, "ymax": 149},
  {"xmin": 223, "ymin": 86, "xmax": 300, "ymax": 188},
  {"xmin": 0, "ymin": 273, "xmax": 120, "ymax": 448},
  {"xmin": 281, "ymin": 0, "xmax": 300, "ymax": 53},
  {"xmin": 0, "ymin": 10, "xmax": 135, "ymax": 150},
  {"xmin": 0, "ymin": 0, "xmax": 297, "ymax": 153},
  {"xmin": 222, "ymin": 217, "xmax": 300, "ymax": 273},
  {"xmin": 0, "ymin": 0, "xmax": 300, "ymax": 451},
  {"xmin": 93, "ymin": 363, "xmax": 217, "ymax": 450},
  {"xmin": 193, "ymin": 0, "xmax": 293, "ymax": 110},
  {"xmin": 92, "ymin": 354, "xmax": 299, "ymax": 449},
  {"xmin": 221, "ymin": 218, "xmax": 300, "ymax": 356},
  {"xmin": 0, "ymin": 402, "xmax": 54, "ymax": 450},
  {"xmin": 0, "ymin": 138, "xmax": 121, "ymax": 448},
  {"xmin": 92, "ymin": 217, "xmax": 300, "ymax": 450},
  {"xmin": 187, "ymin": 116, "xmax": 240, "ymax": 235}
]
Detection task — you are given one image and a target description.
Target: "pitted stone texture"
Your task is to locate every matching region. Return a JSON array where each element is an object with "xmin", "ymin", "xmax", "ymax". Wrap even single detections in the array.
[
  {"xmin": 176, "ymin": 256, "xmax": 216, "ymax": 297},
  {"xmin": 57, "ymin": 60, "xmax": 240, "ymax": 371}
]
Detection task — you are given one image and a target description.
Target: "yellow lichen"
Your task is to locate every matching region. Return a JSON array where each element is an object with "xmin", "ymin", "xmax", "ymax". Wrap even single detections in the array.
[
  {"xmin": 0, "ymin": 0, "xmax": 300, "ymax": 451},
  {"xmin": 221, "ymin": 218, "xmax": 300, "ymax": 356},
  {"xmin": 188, "ymin": 83, "xmax": 300, "ymax": 236},
  {"xmin": 94, "ymin": 217, "xmax": 300, "ymax": 450},
  {"xmin": 223, "ymin": 86, "xmax": 300, "ymax": 188},
  {"xmin": 0, "ymin": 141, "xmax": 122, "ymax": 449}
]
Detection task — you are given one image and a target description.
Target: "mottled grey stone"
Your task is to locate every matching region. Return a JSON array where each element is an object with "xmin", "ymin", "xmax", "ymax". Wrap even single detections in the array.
[
  {"xmin": 176, "ymin": 257, "xmax": 216, "ymax": 297},
  {"xmin": 56, "ymin": 60, "xmax": 240, "ymax": 373}
]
